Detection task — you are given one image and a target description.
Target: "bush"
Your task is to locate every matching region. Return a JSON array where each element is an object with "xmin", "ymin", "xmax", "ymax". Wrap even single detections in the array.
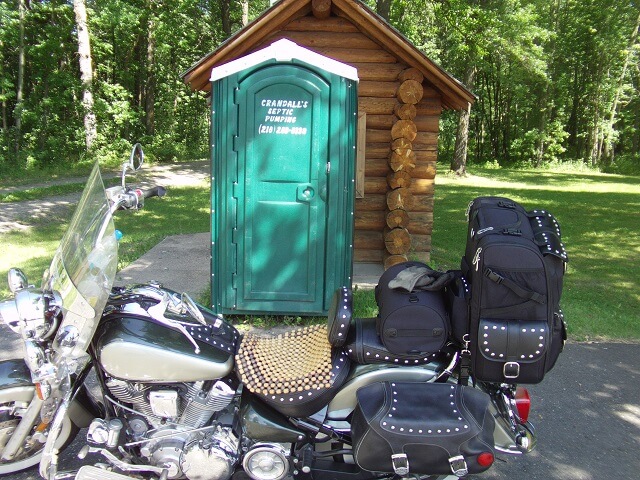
[{"xmin": 601, "ymin": 154, "xmax": 640, "ymax": 176}]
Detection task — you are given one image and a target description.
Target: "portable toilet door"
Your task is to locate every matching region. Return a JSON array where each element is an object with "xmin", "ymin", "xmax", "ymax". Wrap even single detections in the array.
[{"xmin": 210, "ymin": 39, "xmax": 358, "ymax": 315}]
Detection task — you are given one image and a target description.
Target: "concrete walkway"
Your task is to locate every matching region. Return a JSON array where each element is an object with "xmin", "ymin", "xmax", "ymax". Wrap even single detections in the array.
[{"xmin": 115, "ymin": 231, "xmax": 384, "ymax": 297}]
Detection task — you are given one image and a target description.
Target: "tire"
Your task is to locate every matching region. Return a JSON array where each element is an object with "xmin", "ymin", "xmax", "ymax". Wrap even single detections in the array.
[{"xmin": 0, "ymin": 398, "xmax": 79, "ymax": 475}]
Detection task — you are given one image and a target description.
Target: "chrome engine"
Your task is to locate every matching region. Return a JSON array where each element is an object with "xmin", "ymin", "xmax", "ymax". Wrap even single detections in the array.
[{"xmin": 97, "ymin": 378, "xmax": 240, "ymax": 480}]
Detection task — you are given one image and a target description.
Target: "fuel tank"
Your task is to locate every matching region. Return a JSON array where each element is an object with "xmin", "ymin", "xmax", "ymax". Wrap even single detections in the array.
[{"xmin": 94, "ymin": 315, "xmax": 237, "ymax": 382}]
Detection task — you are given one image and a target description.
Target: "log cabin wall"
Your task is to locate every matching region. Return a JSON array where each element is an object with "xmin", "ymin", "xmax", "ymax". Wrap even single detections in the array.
[{"xmin": 251, "ymin": 14, "xmax": 442, "ymax": 268}]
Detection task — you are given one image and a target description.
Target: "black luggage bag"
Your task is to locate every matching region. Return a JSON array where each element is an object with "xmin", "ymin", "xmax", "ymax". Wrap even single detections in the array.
[
  {"xmin": 345, "ymin": 317, "xmax": 440, "ymax": 365},
  {"xmin": 351, "ymin": 381, "xmax": 495, "ymax": 477},
  {"xmin": 461, "ymin": 197, "xmax": 568, "ymax": 384},
  {"xmin": 375, "ymin": 261, "xmax": 450, "ymax": 356}
]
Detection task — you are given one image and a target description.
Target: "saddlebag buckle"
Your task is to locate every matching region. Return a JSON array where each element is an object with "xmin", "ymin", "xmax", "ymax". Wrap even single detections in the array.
[
  {"xmin": 449, "ymin": 455, "xmax": 468, "ymax": 477},
  {"xmin": 391, "ymin": 453, "xmax": 410, "ymax": 476},
  {"xmin": 503, "ymin": 361, "xmax": 521, "ymax": 379}
]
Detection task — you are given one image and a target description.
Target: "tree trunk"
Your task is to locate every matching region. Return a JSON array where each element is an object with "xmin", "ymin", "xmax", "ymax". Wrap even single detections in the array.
[
  {"xmin": 145, "ymin": 1, "xmax": 157, "ymax": 136},
  {"xmin": 450, "ymin": 66, "xmax": 476, "ymax": 176},
  {"xmin": 220, "ymin": 0, "xmax": 232, "ymax": 36},
  {"xmin": 391, "ymin": 119, "xmax": 417, "ymax": 141},
  {"xmin": 567, "ymin": 64, "xmax": 580, "ymax": 156},
  {"xmin": 386, "ymin": 170, "xmax": 412, "ymax": 189},
  {"xmin": 633, "ymin": 101, "xmax": 640, "ymax": 154},
  {"xmin": 376, "ymin": 0, "xmax": 392, "ymax": 21},
  {"xmin": 1, "ymin": 86, "xmax": 6, "ymax": 132},
  {"xmin": 1, "ymin": 37, "xmax": 7, "ymax": 132},
  {"xmin": 397, "ymin": 80, "xmax": 423, "ymax": 105},
  {"xmin": 14, "ymin": 0, "xmax": 26, "ymax": 155},
  {"xmin": 73, "ymin": 0, "xmax": 97, "ymax": 151},
  {"xmin": 394, "ymin": 103, "xmax": 417, "ymax": 120},
  {"xmin": 535, "ymin": 93, "xmax": 548, "ymax": 168},
  {"xmin": 241, "ymin": 1, "xmax": 249, "ymax": 26},
  {"xmin": 384, "ymin": 254, "xmax": 408, "ymax": 270},
  {"xmin": 602, "ymin": 11, "xmax": 640, "ymax": 165}
]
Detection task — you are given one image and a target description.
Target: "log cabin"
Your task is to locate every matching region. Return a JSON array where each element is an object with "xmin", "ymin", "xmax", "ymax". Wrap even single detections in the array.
[{"xmin": 182, "ymin": 0, "xmax": 475, "ymax": 270}]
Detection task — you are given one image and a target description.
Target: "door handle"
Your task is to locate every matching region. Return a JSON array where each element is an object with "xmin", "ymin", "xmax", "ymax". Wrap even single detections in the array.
[{"xmin": 297, "ymin": 184, "xmax": 315, "ymax": 202}]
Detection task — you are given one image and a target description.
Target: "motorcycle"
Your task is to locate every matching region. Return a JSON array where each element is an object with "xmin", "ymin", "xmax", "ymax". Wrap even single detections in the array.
[{"xmin": 0, "ymin": 145, "xmax": 535, "ymax": 480}]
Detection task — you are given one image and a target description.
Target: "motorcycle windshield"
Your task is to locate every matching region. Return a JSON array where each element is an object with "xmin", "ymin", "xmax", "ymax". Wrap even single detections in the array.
[{"xmin": 44, "ymin": 162, "xmax": 117, "ymax": 354}]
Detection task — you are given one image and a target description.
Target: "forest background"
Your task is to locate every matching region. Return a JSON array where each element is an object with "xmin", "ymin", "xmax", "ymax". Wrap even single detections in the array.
[{"xmin": 0, "ymin": 0, "xmax": 639, "ymax": 176}]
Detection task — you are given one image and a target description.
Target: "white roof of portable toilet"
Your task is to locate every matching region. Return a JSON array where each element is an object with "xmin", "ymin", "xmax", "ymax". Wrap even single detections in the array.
[{"xmin": 210, "ymin": 38, "xmax": 359, "ymax": 82}]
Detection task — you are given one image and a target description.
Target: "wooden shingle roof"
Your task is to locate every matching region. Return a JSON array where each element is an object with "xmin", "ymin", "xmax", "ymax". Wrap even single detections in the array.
[{"xmin": 182, "ymin": 0, "xmax": 474, "ymax": 110}]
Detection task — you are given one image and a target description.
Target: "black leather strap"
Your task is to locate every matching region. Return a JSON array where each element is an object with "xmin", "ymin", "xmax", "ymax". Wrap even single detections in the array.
[
  {"xmin": 459, "ymin": 344, "xmax": 472, "ymax": 386},
  {"xmin": 485, "ymin": 268, "xmax": 546, "ymax": 304}
]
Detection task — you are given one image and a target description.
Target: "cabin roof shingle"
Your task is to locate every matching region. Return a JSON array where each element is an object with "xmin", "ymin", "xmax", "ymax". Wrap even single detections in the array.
[{"xmin": 182, "ymin": 0, "xmax": 475, "ymax": 110}]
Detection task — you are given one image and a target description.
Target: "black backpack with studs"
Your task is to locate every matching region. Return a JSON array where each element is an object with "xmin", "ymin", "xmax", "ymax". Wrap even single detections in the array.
[{"xmin": 460, "ymin": 197, "xmax": 568, "ymax": 384}]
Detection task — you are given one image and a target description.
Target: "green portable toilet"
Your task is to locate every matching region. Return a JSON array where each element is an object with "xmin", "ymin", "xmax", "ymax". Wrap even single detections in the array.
[{"xmin": 210, "ymin": 39, "xmax": 358, "ymax": 315}]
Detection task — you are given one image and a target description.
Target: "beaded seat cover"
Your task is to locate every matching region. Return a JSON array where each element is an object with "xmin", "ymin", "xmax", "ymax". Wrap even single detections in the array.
[{"xmin": 236, "ymin": 324, "xmax": 350, "ymax": 417}]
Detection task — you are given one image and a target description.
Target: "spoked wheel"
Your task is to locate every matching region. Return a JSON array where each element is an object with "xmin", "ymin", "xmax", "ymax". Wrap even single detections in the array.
[{"xmin": 0, "ymin": 404, "xmax": 78, "ymax": 475}]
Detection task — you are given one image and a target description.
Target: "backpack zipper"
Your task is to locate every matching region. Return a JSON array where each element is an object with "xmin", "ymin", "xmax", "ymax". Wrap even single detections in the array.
[
  {"xmin": 477, "ymin": 227, "xmax": 494, "ymax": 236},
  {"xmin": 465, "ymin": 200, "xmax": 474, "ymax": 221},
  {"xmin": 472, "ymin": 247, "xmax": 482, "ymax": 271}
]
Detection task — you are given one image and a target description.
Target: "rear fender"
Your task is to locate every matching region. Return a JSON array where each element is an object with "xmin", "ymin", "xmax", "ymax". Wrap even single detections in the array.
[
  {"xmin": 486, "ymin": 386, "xmax": 537, "ymax": 454},
  {"xmin": 327, "ymin": 363, "xmax": 441, "ymax": 420}
]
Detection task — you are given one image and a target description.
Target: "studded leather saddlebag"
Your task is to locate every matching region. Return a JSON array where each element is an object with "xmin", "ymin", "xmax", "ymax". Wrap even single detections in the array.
[
  {"xmin": 351, "ymin": 382, "xmax": 495, "ymax": 478},
  {"xmin": 462, "ymin": 196, "xmax": 568, "ymax": 384}
]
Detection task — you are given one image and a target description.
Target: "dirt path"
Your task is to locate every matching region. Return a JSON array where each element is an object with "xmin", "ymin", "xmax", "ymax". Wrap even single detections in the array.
[{"xmin": 0, "ymin": 161, "xmax": 209, "ymax": 234}]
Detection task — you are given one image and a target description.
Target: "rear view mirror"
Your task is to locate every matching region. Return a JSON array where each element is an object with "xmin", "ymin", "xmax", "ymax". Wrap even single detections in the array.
[
  {"xmin": 129, "ymin": 143, "xmax": 144, "ymax": 171},
  {"xmin": 121, "ymin": 143, "xmax": 145, "ymax": 188}
]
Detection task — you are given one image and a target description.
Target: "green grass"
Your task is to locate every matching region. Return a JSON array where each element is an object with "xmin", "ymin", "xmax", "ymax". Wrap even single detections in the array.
[
  {"xmin": 353, "ymin": 287, "xmax": 379, "ymax": 318},
  {"xmin": 2, "ymin": 164, "xmax": 639, "ymax": 342},
  {"xmin": 0, "ymin": 185, "xmax": 210, "ymax": 299},
  {"xmin": 430, "ymin": 166, "xmax": 640, "ymax": 342},
  {"xmin": 0, "ymin": 183, "xmax": 86, "ymax": 203},
  {"xmin": 0, "ymin": 177, "xmax": 123, "ymax": 203},
  {"xmin": 224, "ymin": 287, "xmax": 381, "ymax": 331}
]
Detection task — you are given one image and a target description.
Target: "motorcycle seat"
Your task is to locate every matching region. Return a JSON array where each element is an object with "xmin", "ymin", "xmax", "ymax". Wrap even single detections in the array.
[{"xmin": 235, "ymin": 324, "xmax": 351, "ymax": 417}]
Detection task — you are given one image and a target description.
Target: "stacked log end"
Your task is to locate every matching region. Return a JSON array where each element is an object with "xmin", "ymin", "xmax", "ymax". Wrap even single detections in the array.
[
  {"xmin": 311, "ymin": 0, "xmax": 332, "ymax": 19},
  {"xmin": 383, "ymin": 68, "xmax": 425, "ymax": 269}
]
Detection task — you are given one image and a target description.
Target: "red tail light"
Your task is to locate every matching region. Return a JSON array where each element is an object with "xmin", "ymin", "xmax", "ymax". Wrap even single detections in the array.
[
  {"xmin": 515, "ymin": 386, "xmax": 531, "ymax": 422},
  {"xmin": 477, "ymin": 452, "xmax": 495, "ymax": 467}
]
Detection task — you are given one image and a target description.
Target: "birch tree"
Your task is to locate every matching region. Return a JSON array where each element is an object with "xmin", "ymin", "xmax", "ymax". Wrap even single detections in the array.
[
  {"xmin": 14, "ymin": 0, "xmax": 26, "ymax": 155},
  {"xmin": 73, "ymin": 0, "xmax": 97, "ymax": 151}
]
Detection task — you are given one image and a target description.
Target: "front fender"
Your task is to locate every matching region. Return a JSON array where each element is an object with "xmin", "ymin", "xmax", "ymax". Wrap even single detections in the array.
[
  {"xmin": 0, "ymin": 359, "xmax": 95, "ymax": 428},
  {"xmin": 0, "ymin": 359, "xmax": 33, "ymax": 404}
]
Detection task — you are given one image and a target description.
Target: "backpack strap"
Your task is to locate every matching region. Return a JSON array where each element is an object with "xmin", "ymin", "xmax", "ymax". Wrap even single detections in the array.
[{"xmin": 485, "ymin": 269, "xmax": 547, "ymax": 304}]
